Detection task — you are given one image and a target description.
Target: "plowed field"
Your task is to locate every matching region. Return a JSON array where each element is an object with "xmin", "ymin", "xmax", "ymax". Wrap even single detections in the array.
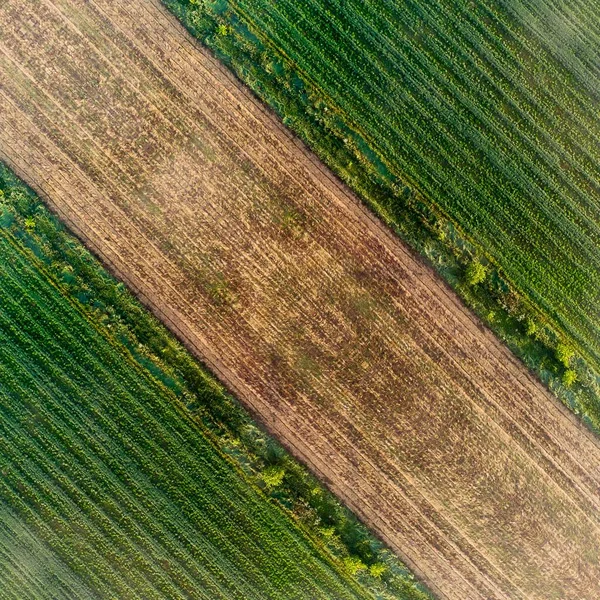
[{"xmin": 1, "ymin": 1, "xmax": 600, "ymax": 598}]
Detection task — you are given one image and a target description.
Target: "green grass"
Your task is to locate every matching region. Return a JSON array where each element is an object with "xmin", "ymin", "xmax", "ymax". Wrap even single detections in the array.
[
  {"xmin": 163, "ymin": 0, "xmax": 600, "ymax": 430},
  {"xmin": 0, "ymin": 167, "xmax": 431, "ymax": 599}
]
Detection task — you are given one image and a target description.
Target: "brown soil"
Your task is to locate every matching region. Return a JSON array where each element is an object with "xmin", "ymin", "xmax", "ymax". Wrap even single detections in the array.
[{"xmin": 1, "ymin": 1, "xmax": 600, "ymax": 598}]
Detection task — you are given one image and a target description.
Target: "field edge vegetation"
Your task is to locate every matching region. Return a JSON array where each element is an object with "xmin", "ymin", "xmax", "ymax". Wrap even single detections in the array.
[
  {"xmin": 0, "ymin": 163, "xmax": 432, "ymax": 600},
  {"xmin": 162, "ymin": 0, "xmax": 600, "ymax": 433}
]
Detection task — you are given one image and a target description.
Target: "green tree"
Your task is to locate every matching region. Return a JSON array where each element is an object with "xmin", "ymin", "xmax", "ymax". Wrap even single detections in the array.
[
  {"xmin": 556, "ymin": 343, "xmax": 575, "ymax": 368},
  {"xmin": 261, "ymin": 466, "xmax": 285, "ymax": 489},
  {"xmin": 465, "ymin": 259, "xmax": 487, "ymax": 286},
  {"xmin": 563, "ymin": 369, "xmax": 577, "ymax": 387}
]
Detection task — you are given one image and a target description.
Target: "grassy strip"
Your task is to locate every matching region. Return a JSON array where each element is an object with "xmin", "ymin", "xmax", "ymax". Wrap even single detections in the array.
[
  {"xmin": 0, "ymin": 166, "xmax": 432, "ymax": 598},
  {"xmin": 161, "ymin": 0, "xmax": 600, "ymax": 432}
]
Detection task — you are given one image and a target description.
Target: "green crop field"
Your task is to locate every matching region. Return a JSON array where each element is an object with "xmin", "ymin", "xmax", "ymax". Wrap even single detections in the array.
[
  {"xmin": 0, "ymin": 167, "xmax": 431, "ymax": 600},
  {"xmin": 0, "ymin": 210, "xmax": 361, "ymax": 600},
  {"xmin": 165, "ymin": 0, "xmax": 600, "ymax": 427}
]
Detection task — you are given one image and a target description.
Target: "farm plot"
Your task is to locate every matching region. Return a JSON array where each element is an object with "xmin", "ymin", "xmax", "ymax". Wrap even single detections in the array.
[
  {"xmin": 227, "ymin": 0, "xmax": 600, "ymax": 365},
  {"xmin": 0, "ymin": 180, "xmax": 381, "ymax": 600},
  {"xmin": 165, "ymin": 0, "xmax": 600, "ymax": 424},
  {"xmin": 0, "ymin": 164, "xmax": 428, "ymax": 600},
  {"xmin": 1, "ymin": 0, "xmax": 600, "ymax": 599}
]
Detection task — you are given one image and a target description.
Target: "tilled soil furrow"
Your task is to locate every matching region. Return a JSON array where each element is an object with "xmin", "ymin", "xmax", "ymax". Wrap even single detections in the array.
[
  {"xmin": 90, "ymin": 0, "xmax": 600, "ymax": 497},
  {"xmin": 0, "ymin": 94, "xmax": 518, "ymax": 600},
  {"xmin": 2, "ymin": 1, "xmax": 600, "ymax": 599},
  {"xmin": 62, "ymin": 0, "xmax": 597, "ymax": 501},
  {"xmin": 0, "ymin": 77, "xmax": 566, "ymax": 598}
]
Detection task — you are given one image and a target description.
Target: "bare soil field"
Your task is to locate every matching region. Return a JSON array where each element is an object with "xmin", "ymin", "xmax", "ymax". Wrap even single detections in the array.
[{"xmin": 1, "ymin": 1, "xmax": 600, "ymax": 598}]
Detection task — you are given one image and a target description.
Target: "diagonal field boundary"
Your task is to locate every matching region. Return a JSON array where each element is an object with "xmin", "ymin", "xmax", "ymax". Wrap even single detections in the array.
[{"xmin": 1, "ymin": 1, "xmax": 600, "ymax": 598}]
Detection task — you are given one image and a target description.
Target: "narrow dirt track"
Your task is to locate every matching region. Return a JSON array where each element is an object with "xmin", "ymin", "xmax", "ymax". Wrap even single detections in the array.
[{"xmin": 1, "ymin": 1, "xmax": 600, "ymax": 598}]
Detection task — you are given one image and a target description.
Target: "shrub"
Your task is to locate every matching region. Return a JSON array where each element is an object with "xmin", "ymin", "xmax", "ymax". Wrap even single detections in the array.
[
  {"xmin": 261, "ymin": 465, "xmax": 286, "ymax": 489},
  {"xmin": 465, "ymin": 259, "xmax": 487, "ymax": 286},
  {"xmin": 556, "ymin": 343, "xmax": 575, "ymax": 368},
  {"xmin": 369, "ymin": 563, "xmax": 387, "ymax": 578},
  {"xmin": 563, "ymin": 369, "xmax": 577, "ymax": 387},
  {"xmin": 525, "ymin": 317, "xmax": 538, "ymax": 337},
  {"xmin": 343, "ymin": 556, "xmax": 366, "ymax": 575}
]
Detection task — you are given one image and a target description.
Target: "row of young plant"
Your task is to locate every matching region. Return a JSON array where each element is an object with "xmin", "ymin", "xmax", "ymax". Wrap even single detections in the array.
[
  {"xmin": 222, "ymin": 0, "xmax": 598, "ymax": 339},
  {"xmin": 163, "ymin": 0, "xmax": 600, "ymax": 431},
  {"xmin": 0, "ymin": 166, "xmax": 432, "ymax": 598},
  {"xmin": 0, "ymin": 509, "xmax": 99, "ymax": 600},
  {"xmin": 0, "ymin": 233, "xmax": 379, "ymax": 599},
  {"xmin": 434, "ymin": 1, "xmax": 600, "ymax": 215},
  {"xmin": 0, "ymin": 238, "xmax": 374, "ymax": 600},
  {"xmin": 227, "ymin": 0, "xmax": 600, "ymax": 364},
  {"xmin": 497, "ymin": 0, "xmax": 600, "ymax": 93}
]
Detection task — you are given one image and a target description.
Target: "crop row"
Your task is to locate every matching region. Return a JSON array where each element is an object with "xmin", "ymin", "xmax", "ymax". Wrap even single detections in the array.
[{"xmin": 0, "ymin": 507, "xmax": 96, "ymax": 600}]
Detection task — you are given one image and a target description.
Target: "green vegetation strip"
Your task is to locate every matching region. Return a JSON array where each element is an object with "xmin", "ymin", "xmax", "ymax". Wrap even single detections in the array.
[
  {"xmin": 0, "ymin": 166, "xmax": 431, "ymax": 599},
  {"xmin": 162, "ymin": 0, "xmax": 600, "ymax": 431}
]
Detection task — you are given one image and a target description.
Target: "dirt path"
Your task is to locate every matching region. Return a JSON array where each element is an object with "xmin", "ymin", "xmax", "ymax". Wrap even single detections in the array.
[{"xmin": 1, "ymin": 1, "xmax": 600, "ymax": 598}]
